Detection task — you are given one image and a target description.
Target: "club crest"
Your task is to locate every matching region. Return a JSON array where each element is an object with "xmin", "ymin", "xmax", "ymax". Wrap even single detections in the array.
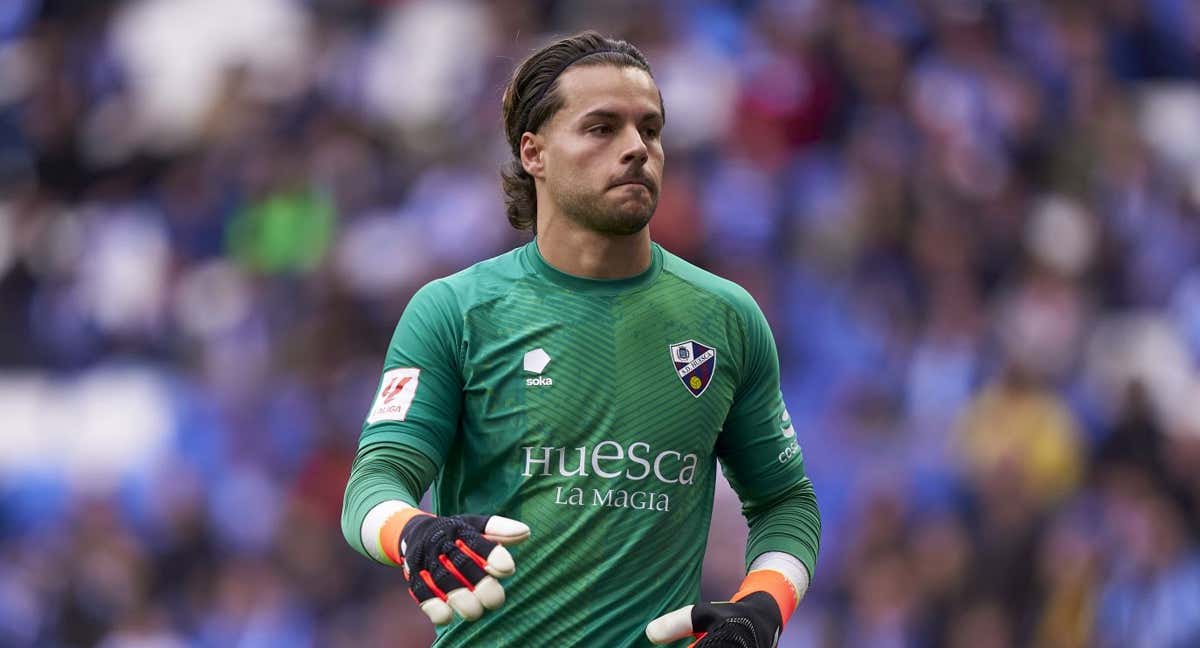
[{"xmin": 669, "ymin": 340, "xmax": 717, "ymax": 398}]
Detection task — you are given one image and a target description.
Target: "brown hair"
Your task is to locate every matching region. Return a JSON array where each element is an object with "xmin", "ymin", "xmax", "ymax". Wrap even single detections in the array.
[{"xmin": 500, "ymin": 31, "xmax": 659, "ymax": 232}]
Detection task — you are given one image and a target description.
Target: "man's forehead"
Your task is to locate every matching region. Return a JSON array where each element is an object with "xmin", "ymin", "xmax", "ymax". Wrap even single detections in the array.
[{"xmin": 554, "ymin": 65, "xmax": 662, "ymax": 119}]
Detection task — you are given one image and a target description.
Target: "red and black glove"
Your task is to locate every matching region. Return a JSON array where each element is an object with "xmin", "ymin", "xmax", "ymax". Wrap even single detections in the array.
[
  {"xmin": 380, "ymin": 509, "xmax": 530, "ymax": 625},
  {"xmin": 646, "ymin": 570, "xmax": 798, "ymax": 648}
]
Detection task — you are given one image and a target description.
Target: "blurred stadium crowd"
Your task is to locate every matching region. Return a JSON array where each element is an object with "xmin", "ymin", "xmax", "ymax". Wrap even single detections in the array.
[{"xmin": 2, "ymin": 0, "xmax": 1200, "ymax": 646}]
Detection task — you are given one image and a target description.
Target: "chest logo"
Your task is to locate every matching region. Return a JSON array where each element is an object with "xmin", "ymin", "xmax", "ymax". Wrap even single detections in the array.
[
  {"xmin": 669, "ymin": 340, "xmax": 717, "ymax": 398},
  {"xmin": 524, "ymin": 348, "xmax": 553, "ymax": 386}
]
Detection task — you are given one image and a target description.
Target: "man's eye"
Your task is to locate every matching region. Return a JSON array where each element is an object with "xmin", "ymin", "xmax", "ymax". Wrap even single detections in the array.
[
  {"xmin": 643, "ymin": 128, "xmax": 660, "ymax": 139},
  {"xmin": 589, "ymin": 125, "xmax": 612, "ymax": 135}
]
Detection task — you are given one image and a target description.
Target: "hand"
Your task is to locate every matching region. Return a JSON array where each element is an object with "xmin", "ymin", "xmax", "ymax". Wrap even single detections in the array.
[
  {"xmin": 646, "ymin": 591, "xmax": 783, "ymax": 648},
  {"xmin": 399, "ymin": 513, "xmax": 530, "ymax": 625}
]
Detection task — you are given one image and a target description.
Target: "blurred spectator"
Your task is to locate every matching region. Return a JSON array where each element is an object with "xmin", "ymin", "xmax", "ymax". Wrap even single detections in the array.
[
  {"xmin": 957, "ymin": 367, "xmax": 1084, "ymax": 508},
  {"xmin": 1095, "ymin": 469, "xmax": 1200, "ymax": 648}
]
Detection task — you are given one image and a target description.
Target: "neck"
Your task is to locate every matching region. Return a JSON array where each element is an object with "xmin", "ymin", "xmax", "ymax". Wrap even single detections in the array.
[{"xmin": 535, "ymin": 213, "xmax": 652, "ymax": 279}]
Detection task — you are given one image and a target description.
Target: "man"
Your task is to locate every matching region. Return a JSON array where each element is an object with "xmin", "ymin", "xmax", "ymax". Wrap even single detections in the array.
[{"xmin": 341, "ymin": 31, "xmax": 820, "ymax": 647}]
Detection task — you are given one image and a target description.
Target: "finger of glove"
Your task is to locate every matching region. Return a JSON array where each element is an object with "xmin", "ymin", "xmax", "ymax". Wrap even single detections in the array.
[
  {"xmin": 690, "ymin": 601, "xmax": 733, "ymax": 630},
  {"xmin": 450, "ymin": 535, "xmax": 498, "ymax": 575},
  {"xmin": 419, "ymin": 598, "xmax": 454, "ymax": 626},
  {"xmin": 427, "ymin": 562, "xmax": 475, "ymax": 604},
  {"xmin": 443, "ymin": 546, "xmax": 489, "ymax": 587},
  {"xmin": 410, "ymin": 565, "xmax": 486, "ymax": 624},
  {"xmin": 482, "ymin": 516, "xmax": 531, "ymax": 545},
  {"xmin": 484, "ymin": 544, "xmax": 518, "ymax": 578},
  {"xmin": 473, "ymin": 575, "xmax": 506, "ymax": 610},
  {"xmin": 456, "ymin": 514, "xmax": 530, "ymax": 545},
  {"xmin": 445, "ymin": 586, "xmax": 485, "ymax": 621},
  {"xmin": 645, "ymin": 605, "xmax": 696, "ymax": 644},
  {"xmin": 457, "ymin": 533, "xmax": 516, "ymax": 578},
  {"xmin": 409, "ymin": 569, "xmax": 443, "ymax": 604}
]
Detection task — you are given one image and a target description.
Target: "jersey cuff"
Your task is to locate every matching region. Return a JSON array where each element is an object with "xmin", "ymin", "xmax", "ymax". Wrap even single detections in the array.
[
  {"xmin": 361, "ymin": 500, "xmax": 416, "ymax": 565},
  {"xmin": 745, "ymin": 551, "xmax": 810, "ymax": 616}
]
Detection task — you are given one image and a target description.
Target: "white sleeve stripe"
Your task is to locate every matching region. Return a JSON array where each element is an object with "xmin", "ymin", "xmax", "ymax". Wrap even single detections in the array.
[
  {"xmin": 361, "ymin": 500, "xmax": 415, "ymax": 565},
  {"xmin": 749, "ymin": 551, "xmax": 811, "ymax": 604}
]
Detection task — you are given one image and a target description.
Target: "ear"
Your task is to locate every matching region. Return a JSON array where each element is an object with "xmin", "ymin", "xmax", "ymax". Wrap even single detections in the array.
[{"xmin": 519, "ymin": 133, "xmax": 545, "ymax": 179}]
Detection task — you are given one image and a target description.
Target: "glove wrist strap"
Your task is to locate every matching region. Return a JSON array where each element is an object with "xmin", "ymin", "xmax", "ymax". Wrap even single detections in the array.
[
  {"xmin": 381, "ymin": 507, "xmax": 433, "ymax": 565},
  {"xmin": 361, "ymin": 500, "xmax": 432, "ymax": 566},
  {"xmin": 732, "ymin": 569, "xmax": 798, "ymax": 627}
]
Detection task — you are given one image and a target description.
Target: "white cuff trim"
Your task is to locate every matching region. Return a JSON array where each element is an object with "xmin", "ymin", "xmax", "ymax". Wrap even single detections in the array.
[
  {"xmin": 749, "ymin": 551, "xmax": 810, "ymax": 603},
  {"xmin": 361, "ymin": 500, "xmax": 415, "ymax": 565}
]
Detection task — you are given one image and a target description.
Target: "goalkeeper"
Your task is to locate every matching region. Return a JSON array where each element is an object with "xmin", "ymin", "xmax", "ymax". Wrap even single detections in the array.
[{"xmin": 341, "ymin": 31, "xmax": 821, "ymax": 647}]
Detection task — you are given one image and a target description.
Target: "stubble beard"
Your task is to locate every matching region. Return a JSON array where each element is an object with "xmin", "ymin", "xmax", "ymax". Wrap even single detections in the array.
[{"xmin": 551, "ymin": 180, "xmax": 657, "ymax": 236}]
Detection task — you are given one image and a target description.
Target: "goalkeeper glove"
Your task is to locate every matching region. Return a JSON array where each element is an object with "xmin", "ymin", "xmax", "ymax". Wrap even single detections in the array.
[
  {"xmin": 646, "ymin": 570, "xmax": 798, "ymax": 648},
  {"xmin": 381, "ymin": 508, "xmax": 530, "ymax": 625}
]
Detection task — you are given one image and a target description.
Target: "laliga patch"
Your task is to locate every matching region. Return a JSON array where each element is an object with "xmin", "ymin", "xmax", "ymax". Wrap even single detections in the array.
[
  {"xmin": 670, "ymin": 340, "xmax": 717, "ymax": 398},
  {"xmin": 367, "ymin": 367, "xmax": 421, "ymax": 424}
]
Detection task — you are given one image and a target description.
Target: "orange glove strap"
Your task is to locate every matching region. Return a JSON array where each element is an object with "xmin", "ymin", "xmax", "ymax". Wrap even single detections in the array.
[
  {"xmin": 379, "ymin": 508, "xmax": 433, "ymax": 566},
  {"xmin": 731, "ymin": 569, "xmax": 799, "ymax": 626}
]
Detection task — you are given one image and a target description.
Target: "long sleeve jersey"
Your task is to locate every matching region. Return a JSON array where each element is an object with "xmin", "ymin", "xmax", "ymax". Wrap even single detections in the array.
[{"xmin": 342, "ymin": 240, "xmax": 820, "ymax": 646}]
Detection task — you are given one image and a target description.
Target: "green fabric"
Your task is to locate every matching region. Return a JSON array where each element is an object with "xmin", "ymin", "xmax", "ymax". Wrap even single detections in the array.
[
  {"xmin": 741, "ymin": 476, "xmax": 820, "ymax": 577},
  {"xmin": 340, "ymin": 440, "xmax": 437, "ymax": 557},
  {"xmin": 342, "ymin": 240, "xmax": 821, "ymax": 647}
]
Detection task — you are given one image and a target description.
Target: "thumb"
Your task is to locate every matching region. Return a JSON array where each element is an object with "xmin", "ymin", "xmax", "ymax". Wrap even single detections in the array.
[
  {"xmin": 645, "ymin": 605, "xmax": 696, "ymax": 644},
  {"xmin": 481, "ymin": 515, "xmax": 531, "ymax": 545}
]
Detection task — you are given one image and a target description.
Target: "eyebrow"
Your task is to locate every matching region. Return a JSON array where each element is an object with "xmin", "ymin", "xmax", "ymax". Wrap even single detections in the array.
[{"xmin": 580, "ymin": 109, "xmax": 664, "ymax": 124}]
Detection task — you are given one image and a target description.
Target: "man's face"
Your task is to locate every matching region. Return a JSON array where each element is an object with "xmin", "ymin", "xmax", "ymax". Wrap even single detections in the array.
[{"xmin": 531, "ymin": 65, "xmax": 665, "ymax": 236}]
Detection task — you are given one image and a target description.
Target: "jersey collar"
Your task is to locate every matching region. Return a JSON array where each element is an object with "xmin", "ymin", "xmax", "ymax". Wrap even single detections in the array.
[{"xmin": 524, "ymin": 238, "xmax": 663, "ymax": 294}]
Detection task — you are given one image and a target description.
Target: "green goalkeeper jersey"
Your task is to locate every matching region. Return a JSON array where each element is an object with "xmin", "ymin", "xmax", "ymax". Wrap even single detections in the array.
[{"xmin": 343, "ymin": 240, "xmax": 820, "ymax": 647}]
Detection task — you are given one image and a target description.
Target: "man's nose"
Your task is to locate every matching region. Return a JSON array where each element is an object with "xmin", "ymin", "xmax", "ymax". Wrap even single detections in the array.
[{"xmin": 619, "ymin": 125, "xmax": 649, "ymax": 165}]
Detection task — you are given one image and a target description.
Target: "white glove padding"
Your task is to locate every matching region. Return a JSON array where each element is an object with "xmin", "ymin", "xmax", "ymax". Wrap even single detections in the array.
[
  {"xmin": 647, "ymin": 592, "xmax": 783, "ymax": 647},
  {"xmin": 399, "ymin": 514, "xmax": 530, "ymax": 625}
]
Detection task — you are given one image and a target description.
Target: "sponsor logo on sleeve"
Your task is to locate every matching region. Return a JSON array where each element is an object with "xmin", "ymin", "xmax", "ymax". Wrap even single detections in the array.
[
  {"xmin": 781, "ymin": 407, "xmax": 795, "ymax": 438},
  {"xmin": 367, "ymin": 367, "xmax": 420, "ymax": 424},
  {"xmin": 778, "ymin": 404, "xmax": 800, "ymax": 463}
]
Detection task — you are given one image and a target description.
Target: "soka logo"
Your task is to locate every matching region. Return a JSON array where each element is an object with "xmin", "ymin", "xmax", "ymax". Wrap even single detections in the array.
[
  {"xmin": 367, "ymin": 368, "xmax": 420, "ymax": 424},
  {"xmin": 670, "ymin": 340, "xmax": 716, "ymax": 398},
  {"xmin": 524, "ymin": 348, "xmax": 553, "ymax": 387}
]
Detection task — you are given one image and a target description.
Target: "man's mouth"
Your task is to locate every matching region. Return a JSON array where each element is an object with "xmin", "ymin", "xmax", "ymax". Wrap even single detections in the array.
[{"xmin": 611, "ymin": 179, "xmax": 653, "ymax": 191}]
